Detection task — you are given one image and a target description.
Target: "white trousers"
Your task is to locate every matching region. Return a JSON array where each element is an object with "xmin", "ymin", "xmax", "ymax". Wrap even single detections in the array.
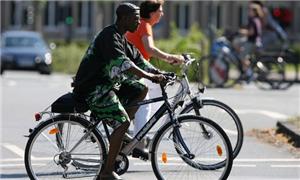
[{"xmin": 134, "ymin": 79, "xmax": 156, "ymax": 136}]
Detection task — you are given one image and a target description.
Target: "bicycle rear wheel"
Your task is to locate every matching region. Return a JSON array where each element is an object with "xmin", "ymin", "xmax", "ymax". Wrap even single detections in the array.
[
  {"xmin": 180, "ymin": 99, "xmax": 243, "ymax": 160},
  {"xmin": 254, "ymin": 58, "xmax": 288, "ymax": 90},
  {"xmin": 151, "ymin": 115, "xmax": 233, "ymax": 180},
  {"xmin": 24, "ymin": 115, "xmax": 107, "ymax": 179}
]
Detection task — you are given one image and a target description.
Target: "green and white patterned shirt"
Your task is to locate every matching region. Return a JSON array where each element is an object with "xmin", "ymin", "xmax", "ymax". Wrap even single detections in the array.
[{"xmin": 73, "ymin": 24, "xmax": 157, "ymax": 97}]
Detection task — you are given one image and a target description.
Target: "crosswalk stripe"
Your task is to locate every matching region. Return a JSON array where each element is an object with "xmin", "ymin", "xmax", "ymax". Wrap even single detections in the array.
[
  {"xmin": 236, "ymin": 109, "xmax": 288, "ymax": 119},
  {"xmin": 1, "ymin": 143, "xmax": 26, "ymax": 158},
  {"xmin": 271, "ymin": 165, "xmax": 300, "ymax": 168}
]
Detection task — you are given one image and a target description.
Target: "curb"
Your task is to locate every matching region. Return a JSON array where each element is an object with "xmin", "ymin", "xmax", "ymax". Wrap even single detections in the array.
[{"xmin": 276, "ymin": 121, "xmax": 300, "ymax": 147}]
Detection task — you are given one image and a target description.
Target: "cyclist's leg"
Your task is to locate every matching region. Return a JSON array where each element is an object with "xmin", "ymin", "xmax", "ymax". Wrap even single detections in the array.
[
  {"xmin": 117, "ymin": 79, "xmax": 148, "ymax": 120},
  {"xmin": 117, "ymin": 79, "xmax": 150, "ymax": 159},
  {"xmin": 101, "ymin": 122, "xmax": 129, "ymax": 179},
  {"xmin": 87, "ymin": 89, "xmax": 130, "ymax": 179}
]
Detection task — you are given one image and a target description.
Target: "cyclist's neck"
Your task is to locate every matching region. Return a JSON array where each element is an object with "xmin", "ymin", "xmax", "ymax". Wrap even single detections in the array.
[{"xmin": 114, "ymin": 23, "xmax": 126, "ymax": 35}]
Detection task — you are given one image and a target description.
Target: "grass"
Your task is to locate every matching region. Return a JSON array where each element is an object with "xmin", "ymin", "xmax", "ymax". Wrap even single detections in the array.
[{"xmin": 287, "ymin": 116, "xmax": 300, "ymax": 129}]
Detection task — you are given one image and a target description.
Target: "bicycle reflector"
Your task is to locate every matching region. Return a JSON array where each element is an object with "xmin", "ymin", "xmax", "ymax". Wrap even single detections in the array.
[
  {"xmin": 162, "ymin": 152, "xmax": 168, "ymax": 163},
  {"xmin": 49, "ymin": 128, "xmax": 59, "ymax": 135},
  {"xmin": 34, "ymin": 113, "xmax": 42, "ymax": 121},
  {"xmin": 216, "ymin": 145, "xmax": 223, "ymax": 156}
]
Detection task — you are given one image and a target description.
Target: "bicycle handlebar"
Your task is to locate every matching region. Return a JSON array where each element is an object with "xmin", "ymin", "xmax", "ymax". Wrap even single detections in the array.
[
  {"xmin": 161, "ymin": 72, "xmax": 177, "ymax": 87},
  {"xmin": 182, "ymin": 53, "xmax": 196, "ymax": 66}
]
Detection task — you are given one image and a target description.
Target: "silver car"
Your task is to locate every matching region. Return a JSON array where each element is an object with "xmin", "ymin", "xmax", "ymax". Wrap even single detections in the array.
[{"xmin": 0, "ymin": 30, "xmax": 52, "ymax": 74}]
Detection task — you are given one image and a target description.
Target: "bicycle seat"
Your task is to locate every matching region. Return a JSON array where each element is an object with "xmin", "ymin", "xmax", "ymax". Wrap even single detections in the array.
[{"xmin": 51, "ymin": 92, "xmax": 89, "ymax": 113}]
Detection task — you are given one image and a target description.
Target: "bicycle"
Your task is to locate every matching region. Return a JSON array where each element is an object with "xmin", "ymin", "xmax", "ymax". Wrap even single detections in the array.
[
  {"xmin": 198, "ymin": 34, "xmax": 293, "ymax": 90},
  {"xmin": 24, "ymin": 73, "xmax": 233, "ymax": 180},
  {"xmin": 167, "ymin": 54, "xmax": 243, "ymax": 161}
]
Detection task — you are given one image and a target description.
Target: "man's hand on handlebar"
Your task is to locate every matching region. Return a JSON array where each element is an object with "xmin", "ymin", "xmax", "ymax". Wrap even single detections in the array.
[
  {"xmin": 149, "ymin": 72, "xmax": 177, "ymax": 85},
  {"xmin": 149, "ymin": 73, "xmax": 166, "ymax": 84},
  {"xmin": 169, "ymin": 54, "xmax": 184, "ymax": 65}
]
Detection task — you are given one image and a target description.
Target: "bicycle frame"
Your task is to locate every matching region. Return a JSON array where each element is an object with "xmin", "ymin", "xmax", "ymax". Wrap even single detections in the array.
[
  {"xmin": 97, "ymin": 82, "xmax": 194, "ymax": 157},
  {"xmin": 172, "ymin": 56, "xmax": 216, "ymax": 139},
  {"xmin": 120, "ymin": 56, "xmax": 205, "ymax": 157}
]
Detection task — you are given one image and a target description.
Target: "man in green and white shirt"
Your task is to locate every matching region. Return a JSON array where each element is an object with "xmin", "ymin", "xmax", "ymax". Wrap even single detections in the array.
[{"xmin": 73, "ymin": 3, "xmax": 164, "ymax": 180}]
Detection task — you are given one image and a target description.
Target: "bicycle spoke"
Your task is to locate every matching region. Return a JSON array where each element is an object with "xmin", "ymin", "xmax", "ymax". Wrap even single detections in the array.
[
  {"xmin": 151, "ymin": 116, "xmax": 233, "ymax": 180},
  {"xmin": 25, "ymin": 116, "xmax": 106, "ymax": 180}
]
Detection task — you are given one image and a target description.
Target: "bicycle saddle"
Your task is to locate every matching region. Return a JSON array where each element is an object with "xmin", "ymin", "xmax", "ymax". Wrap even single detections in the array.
[{"xmin": 51, "ymin": 92, "xmax": 89, "ymax": 113}]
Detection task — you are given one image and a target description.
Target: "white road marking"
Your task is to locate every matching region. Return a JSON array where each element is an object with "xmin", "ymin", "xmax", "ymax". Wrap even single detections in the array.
[
  {"xmin": 236, "ymin": 109, "xmax": 288, "ymax": 119},
  {"xmin": 130, "ymin": 157, "xmax": 300, "ymax": 162},
  {"xmin": 8, "ymin": 80, "xmax": 17, "ymax": 86},
  {"xmin": 133, "ymin": 162, "xmax": 257, "ymax": 167},
  {"xmin": 0, "ymin": 158, "xmax": 25, "ymax": 162},
  {"xmin": 233, "ymin": 164, "xmax": 256, "ymax": 167},
  {"xmin": 0, "ymin": 163, "xmax": 45, "ymax": 168},
  {"xmin": 224, "ymin": 129, "xmax": 238, "ymax": 136},
  {"xmin": 2, "ymin": 155, "xmax": 300, "ymax": 163},
  {"xmin": 233, "ymin": 158, "xmax": 300, "ymax": 162},
  {"xmin": 1, "ymin": 143, "xmax": 26, "ymax": 158},
  {"xmin": 271, "ymin": 165, "xmax": 300, "ymax": 168},
  {"xmin": 1, "ymin": 156, "xmax": 299, "ymax": 169}
]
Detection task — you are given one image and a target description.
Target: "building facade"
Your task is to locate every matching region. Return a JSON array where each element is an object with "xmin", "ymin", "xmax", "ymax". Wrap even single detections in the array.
[{"xmin": 1, "ymin": 1, "xmax": 300, "ymax": 41}]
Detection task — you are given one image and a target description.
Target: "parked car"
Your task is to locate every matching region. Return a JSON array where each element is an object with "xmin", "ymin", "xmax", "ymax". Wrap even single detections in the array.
[{"xmin": 0, "ymin": 30, "xmax": 52, "ymax": 74}]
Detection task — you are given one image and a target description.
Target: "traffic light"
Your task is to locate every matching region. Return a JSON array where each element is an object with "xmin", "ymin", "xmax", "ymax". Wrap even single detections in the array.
[
  {"xmin": 65, "ymin": 16, "xmax": 73, "ymax": 25},
  {"xmin": 271, "ymin": 7, "xmax": 293, "ymax": 28},
  {"xmin": 64, "ymin": 5, "xmax": 73, "ymax": 43}
]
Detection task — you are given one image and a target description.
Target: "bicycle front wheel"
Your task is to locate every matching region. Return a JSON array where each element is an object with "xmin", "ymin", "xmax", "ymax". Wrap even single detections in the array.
[
  {"xmin": 151, "ymin": 115, "xmax": 233, "ymax": 180},
  {"xmin": 180, "ymin": 99, "xmax": 243, "ymax": 160},
  {"xmin": 24, "ymin": 115, "xmax": 107, "ymax": 180}
]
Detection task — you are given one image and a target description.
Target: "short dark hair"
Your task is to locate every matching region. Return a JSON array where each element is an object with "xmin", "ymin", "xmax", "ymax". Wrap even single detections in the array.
[
  {"xmin": 251, "ymin": 1, "xmax": 264, "ymax": 7},
  {"xmin": 116, "ymin": 2, "xmax": 140, "ymax": 19},
  {"xmin": 140, "ymin": 1, "xmax": 162, "ymax": 19}
]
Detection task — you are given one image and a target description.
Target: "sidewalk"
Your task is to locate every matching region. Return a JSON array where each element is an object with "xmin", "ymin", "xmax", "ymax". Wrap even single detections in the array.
[{"xmin": 277, "ymin": 119, "xmax": 300, "ymax": 147}]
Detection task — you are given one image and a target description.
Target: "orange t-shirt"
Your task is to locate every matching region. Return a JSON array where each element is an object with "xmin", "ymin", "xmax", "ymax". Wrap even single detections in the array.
[{"xmin": 126, "ymin": 19, "xmax": 153, "ymax": 61}]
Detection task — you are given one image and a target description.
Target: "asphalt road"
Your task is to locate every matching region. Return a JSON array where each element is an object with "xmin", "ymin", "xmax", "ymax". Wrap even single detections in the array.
[{"xmin": 0, "ymin": 71, "xmax": 299, "ymax": 179}]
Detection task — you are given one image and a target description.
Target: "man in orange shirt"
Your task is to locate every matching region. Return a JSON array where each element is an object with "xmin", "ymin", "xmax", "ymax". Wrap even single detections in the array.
[{"xmin": 126, "ymin": 0, "xmax": 183, "ymax": 156}]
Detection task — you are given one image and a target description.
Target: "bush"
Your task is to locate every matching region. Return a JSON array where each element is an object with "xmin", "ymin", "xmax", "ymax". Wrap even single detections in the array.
[
  {"xmin": 50, "ymin": 23, "xmax": 209, "ymax": 81},
  {"xmin": 51, "ymin": 42, "xmax": 88, "ymax": 74},
  {"xmin": 291, "ymin": 43, "xmax": 300, "ymax": 60},
  {"xmin": 152, "ymin": 23, "xmax": 208, "ymax": 81}
]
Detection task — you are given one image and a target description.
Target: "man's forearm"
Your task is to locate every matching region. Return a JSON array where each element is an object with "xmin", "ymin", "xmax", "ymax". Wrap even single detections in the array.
[{"xmin": 126, "ymin": 64, "xmax": 153, "ymax": 80}]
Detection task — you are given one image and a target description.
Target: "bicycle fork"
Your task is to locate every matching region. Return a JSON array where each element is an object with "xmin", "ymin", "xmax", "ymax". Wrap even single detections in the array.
[
  {"xmin": 192, "ymin": 97, "xmax": 213, "ymax": 140},
  {"xmin": 172, "ymin": 126, "xmax": 195, "ymax": 159}
]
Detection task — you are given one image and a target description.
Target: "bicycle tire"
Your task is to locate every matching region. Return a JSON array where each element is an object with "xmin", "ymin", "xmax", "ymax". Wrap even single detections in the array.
[
  {"xmin": 24, "ymin": 114, "xmax": 107, "ymax": 180},
  {"xmin": 277, "ymin": 50, "xmax": 298, "ymax": 89},
  {"xmin": 255, "ymin": 50, "xmax": 298, "ymax": 90},
  {"xmin": 254, "ymin": 58, "xmax": 289, "ymax": 90},
  {"xmin": 151, "ymin": 115, "xmax": 233, "ymax": 180},
  {"xmin": 179, "ymin": 99, "xmax": 243, "ymax": 160}
]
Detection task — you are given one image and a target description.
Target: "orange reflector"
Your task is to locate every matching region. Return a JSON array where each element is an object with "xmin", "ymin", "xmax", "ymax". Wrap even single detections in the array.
[
  {"xmin": 49, "ymin": 128, "xmax": 59, "ymax": 135},
  {"xmin": 216, "ymin": 145, "xmax": 223, "ymax": 156},
  {"xmin": 162, "ymin": 152, "xmax": 167, "ymax": 163}
]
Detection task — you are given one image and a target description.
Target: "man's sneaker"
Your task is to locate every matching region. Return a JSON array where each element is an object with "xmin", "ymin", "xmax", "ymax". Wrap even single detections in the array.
[{"xmin": 132, "ymin": 148, "xmax": 149, "ymax": 160}]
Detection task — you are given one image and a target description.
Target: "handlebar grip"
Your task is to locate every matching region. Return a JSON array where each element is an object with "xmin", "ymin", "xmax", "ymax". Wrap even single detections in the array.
[
  {"xmin": 182, "ymin": 53, "xmax": 192, "ymax": 61},
  {"xmin": 162, "ymin": 72, "xmax": 176, "ymax": 82}
]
